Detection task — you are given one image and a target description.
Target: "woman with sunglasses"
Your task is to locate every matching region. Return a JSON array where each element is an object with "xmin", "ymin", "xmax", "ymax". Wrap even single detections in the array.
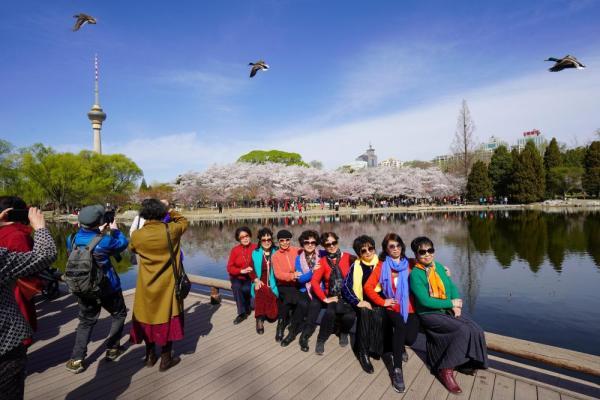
[
  {"xmin": 226, "ymin": 227, "xmax": 256, "ymax": 325},
  {"xmin": 364, "ymin": 233, "xmax": 419, "ymax": 393},
  {"xmin": 250, "ymin": 228, "xmax": 279, "ymax": 334},
  {"xmin": 409, "ymin": 236, "xmax": 488, "ymax": 394},
  {"xmin": 341, "ymin": 235, "xmax": 383, "ymax": 374},
  {"xmin": 272, "ymin": 229, "xmax": 302, "ymax": 343},
  {"xmin": 310, "ymin": 232, "xmax": 356, "ymax": 356},
  {"xmin": 281, "ymin": 230, "xmax": 321, "ymax": 351}
]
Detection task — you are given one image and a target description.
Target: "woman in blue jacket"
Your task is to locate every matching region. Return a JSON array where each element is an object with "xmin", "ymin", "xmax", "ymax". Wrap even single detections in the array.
[{"xmin": 280, "ymin": 230, "xmax": 321, "ymax": 351}]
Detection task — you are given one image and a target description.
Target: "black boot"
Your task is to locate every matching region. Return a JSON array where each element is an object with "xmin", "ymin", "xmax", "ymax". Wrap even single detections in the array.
[
  {"xmin": 391, "ymin": 367, "xmax": 405, "ymax": 393},
  {"xmin": 358, "ymin": 351, "xmax": 374, "ymax": 374},
  {"xmin": 275, "ymin": 318, "xmax": 286, "ymax": 342},
  {"xmin": 281, "ymin": 326, "xmax": 298, "ymax": 347},
  {"xmin": 298, "ymin": 332, "xmax": 310, "ymax": 352}
]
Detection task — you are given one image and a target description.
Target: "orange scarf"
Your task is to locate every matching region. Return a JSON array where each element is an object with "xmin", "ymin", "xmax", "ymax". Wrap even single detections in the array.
[{"xmin": 414, "ymin": 261, "xmax": 446, "ymax": 299}]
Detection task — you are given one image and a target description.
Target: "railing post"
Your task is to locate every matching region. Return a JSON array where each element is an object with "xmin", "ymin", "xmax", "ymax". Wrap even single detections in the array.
[{"xmin": 210, "ymin": 286, "xmax": 221, "ymax": 305}]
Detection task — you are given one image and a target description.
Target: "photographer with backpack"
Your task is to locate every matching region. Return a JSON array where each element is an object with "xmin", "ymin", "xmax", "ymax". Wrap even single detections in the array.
[{"xmin": 64, "ymin": 205, "xmax": 129, "ymax": 374}]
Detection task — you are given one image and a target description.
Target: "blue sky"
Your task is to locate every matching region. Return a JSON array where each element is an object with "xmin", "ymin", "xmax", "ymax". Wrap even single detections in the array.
[{"xmin": 1, "ymin": 0, "xmax": 599, "ymax": 181}]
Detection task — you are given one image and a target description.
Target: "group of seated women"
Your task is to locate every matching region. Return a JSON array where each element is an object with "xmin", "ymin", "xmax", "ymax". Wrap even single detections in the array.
[{"xmin": 226, "ymin": 227, "xmax": 488, "ymax": 394}]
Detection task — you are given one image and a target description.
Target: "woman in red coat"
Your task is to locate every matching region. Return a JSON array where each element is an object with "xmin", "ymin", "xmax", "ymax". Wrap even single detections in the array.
[
  {"xmin": 364, "ymin": 233, "xmax": 419, "ymax": 393},
  {"xmin": 309, "ymin": 231, "xmax": 355, "ymax": 356},
  {"xmin": 226, "ymin": 227, "xmax": 256, "ymax": 325}
]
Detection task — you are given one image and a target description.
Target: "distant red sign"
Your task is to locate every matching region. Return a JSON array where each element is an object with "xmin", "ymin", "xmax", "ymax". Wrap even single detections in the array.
[{"xmin": 522, "ymin": 129, "xmax": 541, "ymax": 137}]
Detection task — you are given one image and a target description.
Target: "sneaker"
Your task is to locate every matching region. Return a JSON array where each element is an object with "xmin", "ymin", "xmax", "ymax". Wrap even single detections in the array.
[
  {"xmin": 315, "ymin": 341, "xmax": 325, "ymax": 355},
  {"xmin": 66, "ymin": 359, "xmax": 84, "ymax": 374},
  {"xmin": 339, "ymin": 333, "xmax": 349, "ymax": 347},
  {"xmin": 105, "ymin": 345, "xmax": 126, "ymax": 361}
]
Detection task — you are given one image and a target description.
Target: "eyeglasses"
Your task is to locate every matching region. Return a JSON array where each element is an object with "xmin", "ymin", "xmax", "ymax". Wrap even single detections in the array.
[
  {"xmin": 303, "ymin": 240, "xmax": 318, "ymax": 246},
  {"xmin": 387, "ymin": 243, "xmax": 402, "ymax": 250},
  {"xmin": 261, "ymin": 238, "xmax": 273, "ymax": 243},
  {"xmin": 238, "ymin": 234, "xmax": 250, "ymax": 240},
  {"xmin": 278, "ymin": 238, "xmax": 290, "ymax": 243},
  {"xmin": 417, "ymin": 248, "xmax": 435, "ymax": 256},
  {"xmin": 324, "ymin": 240, "xmax": 338, "ymax": 247},
  {"xmin": 360, "ymin": 246, "xmax": 375, "ymax": 255}
]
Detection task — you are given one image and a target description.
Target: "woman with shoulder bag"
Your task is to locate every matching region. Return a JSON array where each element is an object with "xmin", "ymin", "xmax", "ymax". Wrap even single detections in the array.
[{"xmin": 129, "ymin": 199, "xmax": 189, "ymax": 372}]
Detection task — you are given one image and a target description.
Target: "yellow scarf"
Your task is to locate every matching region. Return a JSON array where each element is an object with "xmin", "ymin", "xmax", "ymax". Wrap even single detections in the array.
[
  {"xmin": 352, "ymin": 255, "xmax": 379, "ymax": 302},
  {"xmin": 414, "ymin": 261, "xmax": 446, "ymax": 299}
]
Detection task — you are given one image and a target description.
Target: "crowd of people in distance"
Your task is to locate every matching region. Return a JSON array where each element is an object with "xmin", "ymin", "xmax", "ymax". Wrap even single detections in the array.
[
  {"xmin": 0, "ymin": 194, "xmax": 488, "ymax": 399},
  {"xmin": 227, "ymin": 227, "xmax": 488, "ymax": 394}
]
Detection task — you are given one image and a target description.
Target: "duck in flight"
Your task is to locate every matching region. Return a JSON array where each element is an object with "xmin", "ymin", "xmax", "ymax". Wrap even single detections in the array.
[
  {"xmin": 72, "ymin": 13, "xmax": 97, "ymax": 32},
  {"xmin": 248, "ymin": 60, "xmax": 269, "ymax": 78},
  {"xmin": 545, "ymin": 55, "xmax": 586, "ymax": 72}
]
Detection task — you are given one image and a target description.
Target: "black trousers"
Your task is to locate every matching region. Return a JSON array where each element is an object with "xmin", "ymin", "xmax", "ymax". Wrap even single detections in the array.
[
  {"xmin": 355, "ymin": 306, "xmax": 385, "ymax": 356},
  {"xmin": 317, "ymin": 301, "xmax": 355, "ymax": 343},
  {"xmin": 230, "ymin": 278, "xmax": 252, "ymax": 316},
  {"xmin": 277, "ymin": 286, "xmax": 299, "ymax": 320},
  {"xmin": 0, "ymin": 345, "xmax": 26, "ymax": 400},
  {"xmin": 71, "ymin": 286, "xmax": 127, "ymax": 360},
  {"xmin": 385, "ymin": 311, "xmax": 420, "ymax": 367},
  {"xmin": 288, "ymin": 291, "xmax": 323, "ymax": 336}
]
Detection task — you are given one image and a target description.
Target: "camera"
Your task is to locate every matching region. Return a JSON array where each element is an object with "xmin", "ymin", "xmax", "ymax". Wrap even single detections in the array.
[
  {"xmin": 7, "ymin": 208, "xmax": 30, "ymax": 225},
  {"xmin": 103, "ymin": 208, "xmax": 116, "ymax": 224}
]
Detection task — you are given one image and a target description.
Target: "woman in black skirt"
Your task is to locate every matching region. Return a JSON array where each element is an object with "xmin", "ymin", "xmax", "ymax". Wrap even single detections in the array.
[{"xmin": 409, "ymin": 236, "xmax": 488, "ymax": 394}]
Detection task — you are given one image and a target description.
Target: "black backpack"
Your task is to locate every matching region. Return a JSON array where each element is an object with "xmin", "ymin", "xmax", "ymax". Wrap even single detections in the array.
[{"xmin": 64, "ymin": 234, "xmax": 104, "ymax": 296}]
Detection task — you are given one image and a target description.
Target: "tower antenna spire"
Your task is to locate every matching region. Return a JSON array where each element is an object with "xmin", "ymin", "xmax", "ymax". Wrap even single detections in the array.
[{"xmin": 88, "ymin": 53, "xmax": 106, "ymax": 154}]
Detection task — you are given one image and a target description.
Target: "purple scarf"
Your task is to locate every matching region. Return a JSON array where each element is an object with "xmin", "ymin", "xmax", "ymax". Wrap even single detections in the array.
[
  {"xmin": 380, "ymin": 256, "xmax": 409, "ymax": 322},
  {"xmin": 299, "ymin": 250, "xmax": 319, "ymax": 299}
]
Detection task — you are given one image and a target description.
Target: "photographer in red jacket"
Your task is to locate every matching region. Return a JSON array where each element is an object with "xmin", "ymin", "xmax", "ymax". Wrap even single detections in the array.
[{"xmin": 0, "ymin": 196, "xmax": 45, "ymax": 347}]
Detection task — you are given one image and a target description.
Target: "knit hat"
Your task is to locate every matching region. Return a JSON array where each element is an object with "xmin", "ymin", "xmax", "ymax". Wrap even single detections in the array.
[
  {"xmin": 277, "ymin": 229, "xmax": 293, "ymax": 240},
  {"xmin": 78, "ymin": 205, "xmax": 105, "ymax": 227}
]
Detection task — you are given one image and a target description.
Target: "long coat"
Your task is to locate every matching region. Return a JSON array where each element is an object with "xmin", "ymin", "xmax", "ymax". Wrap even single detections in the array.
[{"xmin": 129, "ymin": 211, "xmax": 189, "ymax": 325}]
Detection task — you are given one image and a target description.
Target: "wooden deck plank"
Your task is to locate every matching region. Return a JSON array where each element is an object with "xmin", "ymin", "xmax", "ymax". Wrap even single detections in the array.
[
  {"xmin": 293, "ymin": 349, "xmax": 357, "ymax": 400},
  {"xmin": 313, "ymin": 355, "xmax": 363, "ymax": 400},
  {"xmin": 424, "ymin": 372, "xmax": 450, "ymax": 400},
  {"xmin": 402, "ymin": 362, "xmax": 436, "ymax": 400},
  {"xmin": 492, "ymin": 375, "xmax": 515, "ymax": 400},
  {"xmin": 537, "ymin": 387, "xmax": 561, "ymax": 400},
  {"xmin": 450, "ymin": 371, "xmax": 477, "ymax": 400},
  {"xmin": 334, "ymin": 357, "xmax": 388, "ymax": 400},
  {"xmin": 379, "ymin": 358, "xmax": 428, "ymax": 399},
  {"xmin": 515, "ymin": 380, "xmax": 537, "ymax": 400},
  {"xmin": 470, "ymin": 370, "xmax": 496, "ymax": 400}
]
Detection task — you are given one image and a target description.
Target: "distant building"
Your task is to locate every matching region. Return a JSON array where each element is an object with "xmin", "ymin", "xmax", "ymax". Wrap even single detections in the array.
[
  {"xmin": 432, "ymin": 154, "xmax": 455, "ymax": 165},
  {"xmin": 378, "ymin": 157, "xmax": 403, "ymax": 168},
  {"xmin": 479, "ymin": 136, "xmax": 508, "ymax": 154},
  {"xmin": 347, "ymin": 160, "xmax": 368, "ymax": 170},
  {"xmin": 515, "ymin": 129, "xmax": 547, "ymax": 152},
  {"xmin": 356, "ymin": 144, "xmax": 378, "ymax": 168}
]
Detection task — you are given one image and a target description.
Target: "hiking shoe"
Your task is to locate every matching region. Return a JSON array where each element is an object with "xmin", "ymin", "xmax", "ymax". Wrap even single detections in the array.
[
  {"xmin": 315, "ymin": 341, "xmax": 325, "ymax": 355},
  {"xmin": 66, "ymin": 359, "xmax": 84, "ymax": 374},
  {"xmin": 339, "ymin": 333, "xmax": 349, "ymax": 347},
  {"xmin": 105, "ymin": 345, "xmax": 126, "ymax": 361}
]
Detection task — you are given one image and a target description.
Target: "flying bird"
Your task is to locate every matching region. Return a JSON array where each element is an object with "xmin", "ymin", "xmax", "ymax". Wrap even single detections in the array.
[
  {"xmin": 248, "ymin": 60, "xmax": 269, "ymax": 78},
  {"xmin": 545, "ymin": 55, "xmax": 586, "ymax": 72},
  {"xmin": 72, "ymin": 13, "xmax": 97, "ymax": 32}
]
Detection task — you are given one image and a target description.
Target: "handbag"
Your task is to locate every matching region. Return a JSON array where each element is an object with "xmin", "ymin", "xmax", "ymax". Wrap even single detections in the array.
[{"xmin": 165, "ymin": 223, "xmax": 191, "ymax": 301}]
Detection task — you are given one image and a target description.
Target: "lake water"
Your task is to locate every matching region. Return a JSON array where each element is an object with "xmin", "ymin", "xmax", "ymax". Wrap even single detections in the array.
[{"xmin": 49, "ymin": 210, "xmax": 600, "ymax": 355}]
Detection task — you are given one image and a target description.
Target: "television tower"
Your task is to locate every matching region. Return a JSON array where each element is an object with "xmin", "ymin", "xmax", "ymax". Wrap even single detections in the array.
[{"xmin": 87, "ymin": 54, "xmax": 106, "ymax": 154}]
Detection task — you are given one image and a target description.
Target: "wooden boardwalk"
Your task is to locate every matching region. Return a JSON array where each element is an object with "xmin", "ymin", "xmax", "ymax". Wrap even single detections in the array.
[{"xmin": 25, "ymin": 292, "xmax": 600, "ymax": 400}]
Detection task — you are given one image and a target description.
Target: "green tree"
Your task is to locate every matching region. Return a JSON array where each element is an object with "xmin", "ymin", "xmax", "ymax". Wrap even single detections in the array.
[
  {"xmin": 140, "ymin": 178, "xmax": 149, "ymax": 191},
  {"xmin": 488, "ymin": 145, "xmax": 512, "ymax": 197},
  {"xmin": 510, "ymin": 141, "xmax": 545, "ymax": 203},
  {"xmin": 237, "ymin": 150, "xmax": 309, "ymax": 167},
  {"xmin": 550, "ymin": 166, "xmax": 584, "ymax": 197},
  {"xmin": 563, "ymin": 147, "xmax": 586, "ymax": 168},
  {"xmin": 466, "ymin": 161, "xmax": 492, "ymax": 201},
  {"xmin": 583, "ymin": 141, "xmax": 600, "ymax": 197},
  {"xmin": 543, "ymin": 138, "xmax": 562, "ymax": 198}
]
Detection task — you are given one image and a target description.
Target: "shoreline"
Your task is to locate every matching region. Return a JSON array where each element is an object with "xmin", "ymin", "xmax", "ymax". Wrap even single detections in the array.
[{"xmin": 49, "ymin": 199, "xmax": 600, "ymax": 223}]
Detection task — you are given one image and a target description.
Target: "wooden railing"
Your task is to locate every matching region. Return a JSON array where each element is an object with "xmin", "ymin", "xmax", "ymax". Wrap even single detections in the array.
[{"xmin": 186, "ymin": 273, "xmax": 600, "ymax": 377}]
